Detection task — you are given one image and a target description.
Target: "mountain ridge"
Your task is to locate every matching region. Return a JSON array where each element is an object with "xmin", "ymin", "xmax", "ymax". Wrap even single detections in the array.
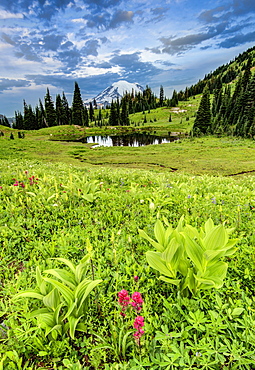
[{"xmin": 84, "ymin": 80, "xmax": 144, "ymax": 107}]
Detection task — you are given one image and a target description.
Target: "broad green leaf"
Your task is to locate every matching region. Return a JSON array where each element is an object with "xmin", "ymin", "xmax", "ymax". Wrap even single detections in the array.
[
  {"xmin": 68, "ymin": 315, "xmax": 83, "ymax": 339},
  {"xmin": 36, "ymin": 267, "xmax": 48, "ymax": 295},
  {"xmin": 43, "ymin": 269, "xmax": 76, "ymax": 289},
  {"xmin": 29, "ymin": 308, "xmax": 50, "ymax": 318},
  {"xmin": 53, "ymin": 258, "xmax": 76, "ymax": 274},
  {"xmin": 205, "ymin": 261, "xmax": 228, "ymax": 281},
  {"xmin": 194, "ymin": 276, "xmax": 216, "ymax": 289},
  {"xmin": 139, "ymin": 229, "xmax": 164, "ymax": 252},
  {"xmin": 164, "ymin": 225, "xmax": 174, "ymax": 243},
  {"xmin": 14, "ymin": 290, "xmax": 44, "ymax": 300},
  {"xmin": 76, "ymin": 279, "xmax": 102, "ymax": 313},
  {"xmin": 76, "ymin": 322, "xmax": 87, "ymax": 332},
  {"xmin": 181, "ymin": 268, "xmax": 195, "ymax": 293},
  {"xmin": 158, "ymin": 276, "xmax": 180, "ymax": 286},
  {"xmin": 203, "ymin": 224, "xmax": 228, "ymax": 250},
  {"xmin": 184, "ymin": 224, "xmax": 200, "ymax": 239},
  {"xmin": 37, "ymin": 312, "xmax": 55, "ymax": 328},
  {"xmin": 176, "ymin": 215, "xmax": 185, "ymax": 232},
  {"xmin": 45, "ymin": 324, "xmax": 62, "ymax": 338},
  {"xmin": 63, "ymin": 299, "xmax": 77, "ymax": 320},
  {"xmin": 42, "ymin": 288, "xmax": 60, "ymax": 310},
  {"xmin": 75, "ymin": 262, "xmax": 89, "ymax": 284},
  {"xmin": 183, "ymin": 234, "xmax": 205, "ymax": 272},
  {"xmin": 162, "ymin": 238, "xmax": 179, "ymax": 264},
  {"xmin": 178, "ymin": 258, "xmax": 190, "ymax": 276},
  {"xmin": 204, "ymin": 218, "xmax": 214, "ymax": 234},
  {"xmin": 154, "ymin": 219, "xmax": 166, "ymax": 246},
  {"xmin": 53, "ymin": 303, "xmax": 64, "ymax": 324},
  {"xmin": 164, "ymin": 240, "xmax": 183, "ymax": 277},
  {"xmin": 43, "ymin": 277, "xmax": 74, "ymax": 305},
  {"xmin": 203, "ymin": 249, "xmax": 226, "ymax": 263},
  {"xmin": 224, "ymin": 239, "xmax": 239, "ymax": 255},
  {"xmin": 146, "ymin": 251, "xmax": 174, "ymax": 277}
]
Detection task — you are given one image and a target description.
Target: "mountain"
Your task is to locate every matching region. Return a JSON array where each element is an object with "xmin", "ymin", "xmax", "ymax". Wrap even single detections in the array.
[{"xmin": 85, "ymin": 80, "xmax": 144, "ymax": 107}]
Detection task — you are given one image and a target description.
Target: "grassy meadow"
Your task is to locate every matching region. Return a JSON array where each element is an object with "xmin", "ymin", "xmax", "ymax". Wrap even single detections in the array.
[{"xmin": 1, "ymin": 102, "xmax": 255, "ymax": 369}]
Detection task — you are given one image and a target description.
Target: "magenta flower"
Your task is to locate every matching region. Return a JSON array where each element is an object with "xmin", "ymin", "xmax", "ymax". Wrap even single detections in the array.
[
  {"xmin": 131, "ymin": 292, "xmax": 143, "ymax": 312},
  {"xmin": 118, "ymin": 289, "xmax": 131, "ymax": 316},
  {"xmin": 133, "ymin": 316, "xmax": 145, "ymax": 345},
  {"xmin": 133, "ymin": 316, "xmax": 144, "ymax": 329},
  {"xmin": 134, "ymin": 276, "xmax": 139, "ymax": 282}
]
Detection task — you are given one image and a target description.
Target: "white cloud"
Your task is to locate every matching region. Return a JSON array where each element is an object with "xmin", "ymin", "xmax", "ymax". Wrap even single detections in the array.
[{"xmin": 0, "ymin": 10, "xmax": 23, "ymax": 19}]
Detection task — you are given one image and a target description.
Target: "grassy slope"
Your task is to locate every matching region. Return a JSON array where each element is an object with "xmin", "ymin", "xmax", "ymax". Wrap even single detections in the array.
[{"xmin": 1, "ymin": 95, "xmax": 255, "ymax": 176}]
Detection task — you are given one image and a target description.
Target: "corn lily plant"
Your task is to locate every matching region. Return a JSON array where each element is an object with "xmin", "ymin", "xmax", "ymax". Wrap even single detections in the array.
[
  {"xmin": 14, "ymin": 254, "xmax": 102, "ymax": 339},
  {"xmin": 139, "ymin": 217, "xmax": 238, "ymax": 296}
]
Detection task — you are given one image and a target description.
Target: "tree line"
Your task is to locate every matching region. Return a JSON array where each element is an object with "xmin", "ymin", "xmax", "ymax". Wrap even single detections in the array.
[
  {"xmin": 7, "ymin": 83, "xmax": 182, "ymax": 130},
  {"xmin": 192, "ymin": 55, "xmax": 255, "ymax": 138}
]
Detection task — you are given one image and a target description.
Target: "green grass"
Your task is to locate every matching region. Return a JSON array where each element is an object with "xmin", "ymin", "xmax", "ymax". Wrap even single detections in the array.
[
  {"xmin": 1, "ymin": 160, "xmax": 255, "ymax": 369},
  {"xmin": 1, "ymin": 128, "xmax": 255, "ymax": 176}
]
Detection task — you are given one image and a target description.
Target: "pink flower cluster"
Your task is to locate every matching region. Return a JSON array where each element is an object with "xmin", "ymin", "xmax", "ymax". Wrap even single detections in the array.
[
  {"xmin": 118, "ymin": 289, "xmax": 130, "ymax": 317},
  {"xmin": 28, "ymin": 175, "xmax": 38, "ymax": 185},
  {"xmin": 118, "ymin": 289, "xmax": 145, "ymax": 345},
  {"xmin": 118, "ymin": 290, "xmax": 143, "ymax": 316},
  {"xmin": 13, "ymin": 180, "xmax": 25, "ymax": 188},
  {"xmin": 133, "ymin": 316, "xmax": 145, "ymax": 345},
  {"xmin": 12, "ymin": 173, "xmax": 39, "ymax": 188}
]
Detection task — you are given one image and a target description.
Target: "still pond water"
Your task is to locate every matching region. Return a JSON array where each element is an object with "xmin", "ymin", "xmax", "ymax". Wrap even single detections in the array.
[{"xmin": 82, "ymin": 133, "xmax": 179, "ymax": 147}]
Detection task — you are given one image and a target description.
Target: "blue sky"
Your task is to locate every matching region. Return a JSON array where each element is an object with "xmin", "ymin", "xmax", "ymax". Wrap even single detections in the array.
[{"xmin": 1, "ymin": 0, "xmax": 255, "ymax": 117}]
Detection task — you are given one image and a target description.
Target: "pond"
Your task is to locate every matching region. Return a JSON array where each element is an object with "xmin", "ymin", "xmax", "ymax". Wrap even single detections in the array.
[{"xmin": 81, "ymin": 133, "xmax": 180, "ymax": 147}]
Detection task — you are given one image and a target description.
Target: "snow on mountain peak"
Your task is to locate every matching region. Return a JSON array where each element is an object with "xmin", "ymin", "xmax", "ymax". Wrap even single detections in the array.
[{"xmin": 85, "ymin": 80, "xmax": 144, "ymax": 107}]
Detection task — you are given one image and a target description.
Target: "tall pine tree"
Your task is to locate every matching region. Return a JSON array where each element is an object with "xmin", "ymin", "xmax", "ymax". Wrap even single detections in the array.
[
  {"xmin": 72, "ymin": 82, "xmax": 84, "ymax": 126},
  {"xmin": 192, "ymin": 85, "xmax": 211, "ymax": 135},
  {"xmin": 44, "ymin": 88, "xmax": 56, "ymax": 127}
]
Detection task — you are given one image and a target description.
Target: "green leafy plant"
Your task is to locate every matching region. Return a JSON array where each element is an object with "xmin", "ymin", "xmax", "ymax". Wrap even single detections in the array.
[
  {"xmin": 14, "ymin": 254, "xmax": 102, "ymax": 339},
  {"xmin": 139, "ymin": 217, "xmax": 238, "ymax": 295}
]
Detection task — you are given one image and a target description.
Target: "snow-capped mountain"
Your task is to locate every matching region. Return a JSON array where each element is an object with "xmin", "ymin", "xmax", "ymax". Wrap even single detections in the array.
[{"xmin": 85, "ymin": 80, "xmax": 144, "ymax": 107}]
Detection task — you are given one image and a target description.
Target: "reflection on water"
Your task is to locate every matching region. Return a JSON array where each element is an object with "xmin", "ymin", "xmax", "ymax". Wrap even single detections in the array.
[{"xmin": 83, "ymin": 133, "xmax": 179, "ymax": 147}]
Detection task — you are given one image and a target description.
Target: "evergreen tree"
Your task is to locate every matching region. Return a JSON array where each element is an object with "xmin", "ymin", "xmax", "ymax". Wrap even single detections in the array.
[
  {"xmin": 23, "ymin": 100, "xmax": 37, "ymax": 130},
  {"xmin": 192, "ymin": 86, "xmax": 211, "ymax": 135},
  {"xmin": 89, "ymin": 102, "xmax": 94, "ymax": 122},
  {"xmin": 45, "ymin": 88, "xmax": 56, "ymax": 127},
  {"xmin": 55, "ymin": 94, "xmax": 66, "ymax": 126},
  {"xmin": 0, "ymin": 115, "xmax": 10, "ymax": 127},
  {"xmin": 72, "ymin": 82, "xmax": 84, "ymax": 126},
  {"xmin": 109, "ymin": 101, "xmax": 117, "ymax": 126},
  {"xmin": 62, "ymin": 92, "xmax": 71, "ymax": 125},
  {"xmin": 83, "ymin": 106, "xmax": 89, "ymax": 127},
  {"xmin": 121, "ymin": 100, "xmax": 129, "ymax": 126},
  {"xmin": 39, "ymin": 98, "xmax": 47, "ymax": 128},
  {"xmin": 14, "ymin": 111, "xmax": 24, "ymax": 130},
  {"xmin": 159, "ymin": 85, "xmax": 164, "ymax": 107}
]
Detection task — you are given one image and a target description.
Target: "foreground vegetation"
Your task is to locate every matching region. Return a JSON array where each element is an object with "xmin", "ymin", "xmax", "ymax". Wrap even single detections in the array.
[
  {"xmin": 0, "ymin": 157, "xmax": 255, "ymax": 369},
  {"xmin": 1, "ymin": 46, "xmax": 255, "ymax": 369}
]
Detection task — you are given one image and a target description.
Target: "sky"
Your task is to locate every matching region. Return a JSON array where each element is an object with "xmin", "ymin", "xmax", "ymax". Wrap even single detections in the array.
[{"xmin": 1, "ymin": 0, "xmax": 255, "ymax": 117}]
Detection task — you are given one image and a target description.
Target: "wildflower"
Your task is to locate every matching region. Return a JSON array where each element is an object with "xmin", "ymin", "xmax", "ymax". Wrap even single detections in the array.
[
  {"xmin": 133, "ymin": 316, "xmax": 145, "ymax": 345},
  {"xmin": 133, "ymin": 316, "xmax": 144, "ymax": 329},
  {"xmin": 187, "ymin": 195, "xmax": 192, "ymax": 199},
  {"xmin": 131, "ymin": 292, "xmax": 143, "ymax": 312},
  {"xmin": 118, "ymin": 289, "xmax": 130, "ymax": 316},
  {"xmin": 134, "ymin": 276, "xmax": 139, "ymax": 282}
]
